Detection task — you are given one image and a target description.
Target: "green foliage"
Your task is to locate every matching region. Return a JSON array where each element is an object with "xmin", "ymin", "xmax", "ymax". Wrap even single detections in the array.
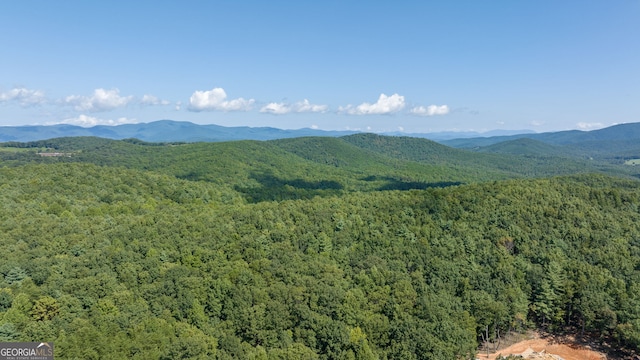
[
  {"xmin": 31, "ymin": 296, "xmax": 60, "ymax": 321},
  {"xmin": 4, "ymin": 133, "xmax": 636, "ymax": 204},
  {"xmin": 0, "ymin": 323, "xmax": 20, "ymax": 341},
  {"xmin": 4, "ymin": 267, "xmax": 28, "ymax": 284},
  {"xmin": 0, "ymin": 138, "xmax": 640, "ymax": 357},
  {"xmin": 0, "ymin": 289, "xmax": 14, "ymax": 311},
  {"xmin": 342, "ymin": 133, "xmax": 638, "ymax": 179}
]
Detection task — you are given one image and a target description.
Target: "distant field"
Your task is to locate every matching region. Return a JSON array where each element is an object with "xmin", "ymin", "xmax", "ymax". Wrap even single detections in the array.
[
  {"xmin": 624, "ymin": 159, "xmax": 640, "ymax": 165},
  {"xmin": 0, "ymin": 147, "xmax": 61, "ymax": 154},
  {"xmin": 0, "ymin": 147, "xmax": 36, "ymax": 152}
]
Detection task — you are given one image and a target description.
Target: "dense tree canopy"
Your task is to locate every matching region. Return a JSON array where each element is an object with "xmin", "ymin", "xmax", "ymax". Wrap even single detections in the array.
[{"xmin": 0, "ymin": 137, "xmax": 639, "ymax": 358}]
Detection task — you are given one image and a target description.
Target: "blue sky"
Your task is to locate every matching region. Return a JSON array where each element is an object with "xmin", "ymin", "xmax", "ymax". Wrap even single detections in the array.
[{"xmin": 1, "ymin": 1, "xmax": 638, "ymax": 134}]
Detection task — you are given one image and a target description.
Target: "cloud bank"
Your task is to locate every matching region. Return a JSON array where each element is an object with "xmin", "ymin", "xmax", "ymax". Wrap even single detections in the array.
[
  {"xmin": 260, "ymin": 99, "xmax": 328, "ymax": 114},
  {"xmin": 64, "ymin": 88, "xmax": 133, "ymax": 112},
  {"xmin": 340, "ymin": 93, "xmax": 405, "ymax": 115},
  {"xmin": 59, "ymin": 114, "xmax": 138, "ymax": 127},
  {"xmin": 188, "ymin": 87, "xmax": 254, "ymax": 111},
  {"xmin": 0, "ymin": 87, "xmax": 45, "ymax": 106},
  {"xmin": 409, "ymin": 105, "xmax": 450, "ymax": 116}
]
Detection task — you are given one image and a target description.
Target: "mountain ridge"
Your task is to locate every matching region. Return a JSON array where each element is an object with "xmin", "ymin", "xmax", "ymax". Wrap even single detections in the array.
[
  {"xmin": 0, "ymin": 120, "xmax": 359, "ymax": 143},
  {"xmin": 1, "ymin": 119, "xmax": 536, "ymax": 143},
  {"xmin": 441, "ymin": 122, "xmax": 640, "ymax": 148},
  {"xmin": 2, "ymin": 120, "xmax": 639, "ymax": 145}
]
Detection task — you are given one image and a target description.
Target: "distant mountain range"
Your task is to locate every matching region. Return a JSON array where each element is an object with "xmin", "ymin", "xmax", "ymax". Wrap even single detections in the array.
[
  {"xmin": 1, "ymin": 120, "xmax": 639, "ymax": 159},
  {"xmin": 2, "ymin": 120, "xmax": 639, "ymax": 184},
  {"xmin": 0, "ymin": 120, "xmax": 533, "ymax": 143},
  {"xmin": 440, "ymin": 122, "xmax": 640, "ymax": 148},
  {"xmin": 0, "ymin": 120, "xmax": 356, "ymax": 143}
]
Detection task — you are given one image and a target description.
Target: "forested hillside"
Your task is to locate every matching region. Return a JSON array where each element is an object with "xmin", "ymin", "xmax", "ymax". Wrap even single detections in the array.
[
  {"xmin": 441, "ymin": 122, "xmax": 640, "ymax": 148},
  {"xmin": 441, "ymin": 123, "xmax": 640, "ymax": 174},
  {"xmin": 2, "ymin": 134, "xmax": 637, "ymax": 193},
  {"xmin": 347, "ymin": 134, "xmax": 640, "ymax": 180},
  {"xmin": 0, "ymin": 137, "xmax": 483, "ymax": 202},
  {"xmin": 1, "ymin": 137, "xmax": 640, "ymax": 359}
]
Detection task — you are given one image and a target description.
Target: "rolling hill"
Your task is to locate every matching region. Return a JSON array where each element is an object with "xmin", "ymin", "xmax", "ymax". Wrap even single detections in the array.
[
  {"xmin": 3, "ymin": 120, "xmax": 640, "ymax": 168},
  {"xmin": 1, "ymin": 127, "xmax": 640, "ymax": 358},
  {"xmin": 442, "ymin": 122, "xmax": 640, "ymax": 149},
  {"xmin": 475, "ymin": 138, "xmax": 573, "ymax": 157},
  {"xmin": 0, "ymin": 136, "xmax": 498, "ymax": 202},
  {"xmin": 440, "ymin": 123, "xmax": 640, "ymax": 173},
  {"xmin": 2, "ymin": 133, "xmax": 638, "ymax": 203}
]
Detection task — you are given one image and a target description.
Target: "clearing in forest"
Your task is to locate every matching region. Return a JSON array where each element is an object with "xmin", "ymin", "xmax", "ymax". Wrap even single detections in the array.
[{"xmin": 476, "ymin": 331, "xmax": 610, "ymax": 360}]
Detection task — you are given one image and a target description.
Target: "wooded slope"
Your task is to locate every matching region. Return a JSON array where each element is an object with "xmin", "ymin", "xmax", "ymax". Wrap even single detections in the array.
[{"xmin": 0, "ymin": 160, "xmax": 639, "ymax": 358}]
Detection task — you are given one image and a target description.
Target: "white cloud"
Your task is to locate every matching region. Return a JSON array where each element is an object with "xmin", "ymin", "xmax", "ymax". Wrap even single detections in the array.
[
  {"xmin": 260, "ymin": 99, "xmax": 328, "ymax": 115},
  {"xmin": 295, "ymin": 99, "xmax": 328, "ymax": 113},
  {"xmin": 64, "ymin": 88, "xmax": 133, "ymax": 112},
  {"xmin": 0, "ymin": 87, "xmax": 46, "ymax": 106},
  {"xmin": 59, "ymin": 114, "xmax": 138, "ymax": 127},
  {"xmin": 577, "ymin": 122, "xmax": 604, "ymax": 130},
  {"xmin": 188, "ymin": 87, "xmax": 254, "ymax": 111},
  {"xmin": 175, "ymin": 101, "xmax": 182, "ymax": 111},
  {"xmin": 141, "ymin": 94, "xmax": 170, "ymax": 106},
  {"xmin": 340, "ymin": 93, "xmax": 405, "ymax": 115},
  {"xmin": 260, "ymin": 102, "xmax": 291, "ymax": 114},
  {"xmin": 530, "ymin": 120, "xmax": 545, "ymax": 127},
  {"xmin": 409, "ymin": 105, "xmax": 450, "ymax": 116}
]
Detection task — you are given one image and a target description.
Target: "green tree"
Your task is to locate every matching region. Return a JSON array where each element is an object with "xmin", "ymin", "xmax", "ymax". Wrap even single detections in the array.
[{"xmin": 31, "ymin": 296, "xmax": 60, "ymax": 321}]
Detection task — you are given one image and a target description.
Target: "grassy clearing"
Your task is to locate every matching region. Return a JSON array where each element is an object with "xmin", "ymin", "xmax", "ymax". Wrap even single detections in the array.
[{"xmin": 0, "ymin": 147, "xmax": 40, "ymax": 153}]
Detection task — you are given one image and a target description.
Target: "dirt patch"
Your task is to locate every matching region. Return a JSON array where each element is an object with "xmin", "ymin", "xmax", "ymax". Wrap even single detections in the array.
[{"xmin": 476, "ymin": 332, "xmax": 607, "ymax": 360}]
